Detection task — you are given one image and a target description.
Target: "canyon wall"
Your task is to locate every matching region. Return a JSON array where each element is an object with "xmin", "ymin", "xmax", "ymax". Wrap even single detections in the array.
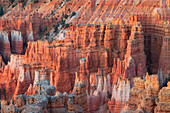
[
  {"xmin": 0, "ymin": 0, "xmax": 169, "ymax": 113},
  {"xmin": 121, "ymin": 75, "xmax": 169, "ymax": 113}
]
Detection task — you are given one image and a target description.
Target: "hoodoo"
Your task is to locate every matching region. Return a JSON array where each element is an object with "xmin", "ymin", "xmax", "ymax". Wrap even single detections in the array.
[{"xmin": 0, "ymin": 0, "xmax": 169, "ymax": 113}]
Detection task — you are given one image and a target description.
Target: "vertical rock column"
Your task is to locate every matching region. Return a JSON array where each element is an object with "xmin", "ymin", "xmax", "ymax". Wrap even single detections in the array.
[
  {"xmin": 124, "ymin": 22, "xmax": 146, "ymax": 77},
  {"xmin": 154, "ymin": 82, "xmax": 170, "ymax": 113},
  {"xmin": 158, "ymin": 24, "xmax": 170, "ymax": 79},
  {"xmin": 11, "ymin": 30, "xmax": 23, "ymax": 54},
  {"xmin": 104, "ymin": 22, "xmax": 115, "ymax": 50},
  {"xmin": 13, "ymin": 65, "xmax": 31, "ymax": 99},
  {"xmin": 79, "ymin": 58, "xmax": 90, "ymax": 90},
  {"xmin": 108, "ymin": 78, "xmax": 131, "ymax": 113},
  {"xmin": 119, "ymin": 24, "xmax": 128, "ymax": 60},
  {"xmin": 73, "ymin": 81, "xmax": 88, "ymax": 112},
  {"xmin": 0, "ymin": 31, "xmax": 11, "ymax": 60}
]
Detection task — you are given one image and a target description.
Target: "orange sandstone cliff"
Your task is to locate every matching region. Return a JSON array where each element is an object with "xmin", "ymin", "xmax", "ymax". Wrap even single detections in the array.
[{"xmin": 0, "ymin": 0, "xmax": 169, "ymax": 113}]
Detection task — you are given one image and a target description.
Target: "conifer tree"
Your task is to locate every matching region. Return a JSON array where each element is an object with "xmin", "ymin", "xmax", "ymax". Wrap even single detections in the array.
[{"xmin": 0, "ymin": 6, "xmax": 3, "ymax": 16}]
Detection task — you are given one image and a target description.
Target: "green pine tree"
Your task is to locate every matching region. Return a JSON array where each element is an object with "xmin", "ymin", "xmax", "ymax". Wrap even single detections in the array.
[
  {"xmin": 0, "ymin": 6, "xmax": 3, "ymax": 17},
  {"xmin": 9, "ymin": 0, "xmax": 15, "ymax": 4}
]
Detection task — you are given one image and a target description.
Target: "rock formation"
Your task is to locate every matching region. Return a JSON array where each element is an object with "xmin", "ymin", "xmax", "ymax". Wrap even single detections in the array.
[
  {"xmin": 0, "ymin": 0, "xmax": 169, "ymax": 113},
  {"xmin": 1, "ymin": 80, "xmax": 85, "ymax": 113},
  {"xmin": 11, "ymin": 30, "xmax": 23, "ymax": 54},
  {"xmin": 121, "ymin": 74, "xmax": 160, "ymax": 113},
  {"xmin": 108, "ymin": 78, "xmax": 130, "ymax": 113},
  {"xmin": 154, "ymin": 82, "xmax": 170, "ymax": 113},
  {"xmin": 86, "ymin": 69, "xmax": 112, "ymax": 113},
  {"xmin": 0, "ymin": 31, "xmax": 10, "ymax": 61}
]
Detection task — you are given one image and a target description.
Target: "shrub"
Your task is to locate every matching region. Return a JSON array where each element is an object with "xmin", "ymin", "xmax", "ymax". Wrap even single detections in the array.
[
  {"xmin": 46, "ymin": 32, "xmax": 49, "ymax": 36},
  {"xmin": 70, "ymin": 12, "xmax": 76, "ymax": 18},
  {"xmin": 39, "ymin": 25, "xmax": 43, "ymax": 33},
  {"xmin": 32, "ymin": 0, "xmax": 38, "ymax": 4},
  {"xmin": 54, "ymin": 25, "xmax": 58, "ymax": 32},
  {"xmin": 9, "ymin": 0, "xmax": 15, "ymax": 4},
  {"xmin": 162, "ymin": 75, "xmax": 170, "ymax": 87},
  {"xmin": 64, "ymin": 14, "xmax": 68, "ymax": 19},
  {"xmin": 3, "ymin": 88, "xmax": 6, "ymax": 99},
  {"xmin": 68, "ymin": 9, "xmax": 70, "ymax": 12},
  {"xmin": 64, "ymin": 23, "xmax": 69, "ymax": 29},
  {"xmin": 0, "ymin": 6, "xmax": 3, "ymax": 16}
]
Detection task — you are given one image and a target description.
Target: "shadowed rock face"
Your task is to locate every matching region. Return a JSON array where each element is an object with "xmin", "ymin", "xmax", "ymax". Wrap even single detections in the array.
[
  {"xmin": 0, "ymin": 0, "xmax": 169, "ymax": 113},
  {"xmin": 0, "ymin": 80, "xmax": 85, "ymax": 113}
]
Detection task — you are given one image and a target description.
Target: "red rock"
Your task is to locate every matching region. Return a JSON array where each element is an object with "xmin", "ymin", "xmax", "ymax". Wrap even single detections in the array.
[
  {"xmin": 121, "ymin": 74, "xmax": 160, "ymax": 113},
  {"xmin": 154, "ymin": 82, "xmax": 170, "ymax": 113},
  {"xmin": 0, "ymin": 55, "xmax": 5, "ymax": 72},
  {"xmin": 0, "ymin": 1, "xmax": 169, "ymax": 112},
  {"xmin": 11, "ymin": 30, "xmax": 23, "ymax": 54},
  {"xmin": 108, "ymin": 78, "xmax": 130, "ymax": 113},
  {"xmin": 13, "ymin": 65, "xmax": 31, "ymax": 99},
  {"xmin": 0, "ymin": 31, "xmax": 11, "ymax": 59}
]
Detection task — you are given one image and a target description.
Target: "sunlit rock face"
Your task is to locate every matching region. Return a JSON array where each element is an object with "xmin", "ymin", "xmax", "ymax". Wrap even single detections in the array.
[
  {"xmin": 0, "ymin": 0, "xmax": 169, "ymax": 113},
  {"xmin": 108, "ymin": 78, "xmax": 130, "ymax": 113},
  {"xmin": 11, "ymin": 30, "xmax": 23, "ymax": 54},
  {"xmin": 87, "ymin": 71, "xmax": 112, "ymax": 113},
  {"xmin": 121, "ymin": 74, "xmax": 160, "ymax": 113},
  {"xmin": 0, "ymin": 30, "xmax": 24, "ymax": 61},
  {"xmin": 0, "ymin": 55, "xmax": 5, "ymax": 72},
  {"xmin": 27, "ymin": 31, "xmax": 34, "ymax": 42},
  {"xmin": 0, "ymin": 31, "xmax": 10, "ymax": 60},
  {"xmin": 154, "ymin": 82, "xmax": 170, "ymax": 113}
]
